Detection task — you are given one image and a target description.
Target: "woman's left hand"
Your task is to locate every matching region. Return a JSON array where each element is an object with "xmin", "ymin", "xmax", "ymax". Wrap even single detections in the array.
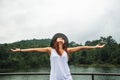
[{"xmin": 95, "ymin": 44, "xmax": 105, "ymax": 48}]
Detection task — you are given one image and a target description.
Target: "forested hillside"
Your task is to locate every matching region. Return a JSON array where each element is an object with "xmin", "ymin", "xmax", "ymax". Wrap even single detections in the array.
[{"xmin": 0, "ymin": 36, "xmax": 120, "ymax": 72}]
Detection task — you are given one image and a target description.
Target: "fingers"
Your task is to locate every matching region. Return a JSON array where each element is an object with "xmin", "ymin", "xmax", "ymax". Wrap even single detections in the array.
[
  {"xmin": 10, "ymin": 48, "xmax": 20, "ymax": 52},
  {"xmin": 96, "ymin": 44, "xmax": 105, "ymax": 48},
  {"xmin": 10, "ymin": 49, "xmax": 14, "ymax": 51},
  {"xmin": 102, "ymin": 44, "xmax": 105, "ymax": 47},
  {"xmin": 100, "ymin": 44, "xmax": 105, "ymax": 48}
]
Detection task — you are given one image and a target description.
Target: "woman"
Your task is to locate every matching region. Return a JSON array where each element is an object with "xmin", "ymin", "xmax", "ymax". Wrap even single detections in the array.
[{"xmin": 11, "ymin": 33, "xmax": 105, "ymax": 80}]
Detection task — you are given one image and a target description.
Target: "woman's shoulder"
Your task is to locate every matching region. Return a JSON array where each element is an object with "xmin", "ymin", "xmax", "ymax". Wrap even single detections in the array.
[
  {"xmin": 46, "ymin": 47, "xmax": 52, "ymax": 55},
  {"xmin": 46, "ymin": 47, "xmax": 52, "ymax": 51}
]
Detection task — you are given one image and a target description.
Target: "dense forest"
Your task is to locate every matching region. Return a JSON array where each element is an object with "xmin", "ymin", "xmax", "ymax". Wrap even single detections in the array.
[{"xmin": 0, "ymin": 36, "xmax": 120, "ymax": 72}]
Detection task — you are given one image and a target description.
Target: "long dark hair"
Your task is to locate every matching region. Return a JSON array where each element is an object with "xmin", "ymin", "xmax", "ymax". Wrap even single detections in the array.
[{"xmin": 50, "ymin": 33, "xmax": 69, "ymax": 56}]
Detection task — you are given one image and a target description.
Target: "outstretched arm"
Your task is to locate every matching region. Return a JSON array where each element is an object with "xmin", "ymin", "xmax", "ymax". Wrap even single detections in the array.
[
  {"xmin": 11, "ymin": 47, "xmax": 51, "ymax": 54},
  {"xmin": 67, "ymin": 44, "xmax": 105, "ymax": 53}
]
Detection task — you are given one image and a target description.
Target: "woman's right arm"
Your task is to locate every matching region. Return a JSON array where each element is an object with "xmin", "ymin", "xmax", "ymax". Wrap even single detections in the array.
[{"xmin": 11, "ymin": 47, "xmax": 51, "ymax": 55}]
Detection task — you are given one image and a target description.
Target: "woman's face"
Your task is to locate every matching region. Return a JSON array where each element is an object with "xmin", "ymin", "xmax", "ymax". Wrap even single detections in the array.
[{"xmin": 56, "ymin": 37, "xmax": 65, "ymax": 44}]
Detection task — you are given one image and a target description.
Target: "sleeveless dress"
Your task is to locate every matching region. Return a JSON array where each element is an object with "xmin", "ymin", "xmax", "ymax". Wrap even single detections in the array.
[{"xmin": 50, "ymin": 49, "xmax": 72, "ymax": 80}]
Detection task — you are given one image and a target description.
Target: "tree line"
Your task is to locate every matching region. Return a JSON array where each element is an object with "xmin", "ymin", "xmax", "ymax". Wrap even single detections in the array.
[{"xmin": 0, "ymin": 36, "xmax": 120, "ymax": 72}]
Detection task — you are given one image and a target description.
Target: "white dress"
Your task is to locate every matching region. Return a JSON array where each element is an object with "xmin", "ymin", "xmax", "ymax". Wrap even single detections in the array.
[{"xmin": 50, "ymin": 49, "xmax": 72, "ymax": 80}]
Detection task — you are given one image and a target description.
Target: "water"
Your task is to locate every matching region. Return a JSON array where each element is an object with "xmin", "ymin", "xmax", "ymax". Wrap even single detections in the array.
[{"xmin": 0, "ymin": 66, "xmax": 120, "ymax": 80}]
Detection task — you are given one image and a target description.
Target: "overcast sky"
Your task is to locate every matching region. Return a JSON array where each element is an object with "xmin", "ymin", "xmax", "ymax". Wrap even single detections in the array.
[{"xmin": 0, "ymin": 0, "xmax": 120, "ymax": 44}]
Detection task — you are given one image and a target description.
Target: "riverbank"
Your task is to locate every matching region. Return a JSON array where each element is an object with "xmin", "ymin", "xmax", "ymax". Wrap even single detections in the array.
[
  {"xmin": 0, "ymin": 69, "xmax": 15, "ymax": 73},
  {"xmin": 74, "ymin": 64, "xmax": 120, "ymax": 68},
  {"xmin": 1, "ymin": 64, "xmax": 120, "ymax": 72}
]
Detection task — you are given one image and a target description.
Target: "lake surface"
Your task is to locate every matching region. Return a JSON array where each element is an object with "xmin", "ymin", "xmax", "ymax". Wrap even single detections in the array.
[{"xmin": 0, "ymin": 66, "xmax": 120, "ymax": 80}]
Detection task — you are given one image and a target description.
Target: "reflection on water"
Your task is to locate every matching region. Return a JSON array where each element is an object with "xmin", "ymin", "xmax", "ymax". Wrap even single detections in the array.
[
  {"xmin": 0, "ymin": 66, "xmax": 120, "ymax": 80},
  {"xmin": 0, "ymin": 75, "xmax": 50, "ymax": 80}
]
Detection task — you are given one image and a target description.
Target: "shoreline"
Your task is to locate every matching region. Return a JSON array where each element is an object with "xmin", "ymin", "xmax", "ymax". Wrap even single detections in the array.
[
  {"xmin": 75, "ymin": 64, "xmax": 120, "ymax": 68},
  {"xmin": 0, "ymin": 64, "xmax": 120, "ymax": 72}
]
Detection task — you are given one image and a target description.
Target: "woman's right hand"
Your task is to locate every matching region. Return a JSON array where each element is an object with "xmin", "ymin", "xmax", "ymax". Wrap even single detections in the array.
[{"xmin": 11, "ymin": 48, "xmax": 21, "ymax": 52}]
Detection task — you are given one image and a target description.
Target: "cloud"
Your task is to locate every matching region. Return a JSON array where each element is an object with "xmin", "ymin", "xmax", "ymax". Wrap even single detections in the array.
[{"xmin": 0, "ymin": 0, "xmax": 120, "ymax": 44}]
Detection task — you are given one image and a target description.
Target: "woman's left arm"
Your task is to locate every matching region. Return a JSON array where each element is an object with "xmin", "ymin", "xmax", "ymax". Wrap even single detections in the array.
[{"xmin": 67, "ymin": 44, "xmax": 105, "ymax": 53}]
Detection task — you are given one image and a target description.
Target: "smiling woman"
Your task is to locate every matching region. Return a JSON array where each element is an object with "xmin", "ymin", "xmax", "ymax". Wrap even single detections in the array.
[{"xmin": 11, "ymin": 33, "xmax": 105, "ymax": 80}]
